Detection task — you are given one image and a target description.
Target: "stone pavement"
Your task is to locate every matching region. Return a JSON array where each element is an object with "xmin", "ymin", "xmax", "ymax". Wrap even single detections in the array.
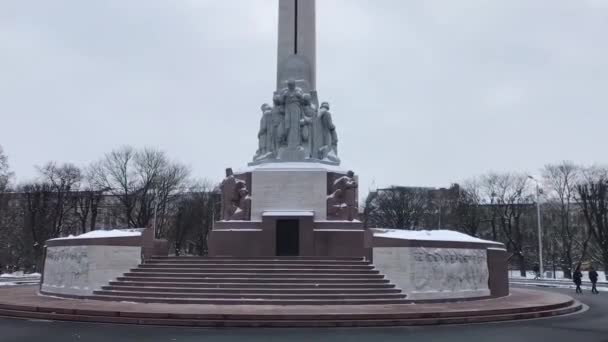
[
  {"xmin": 0, "ymin": 285, "xmax": 580, "ymax": 327},
  {"xmin": 0, "ymin": 286, "xmax": 599, "ymax": 342}
]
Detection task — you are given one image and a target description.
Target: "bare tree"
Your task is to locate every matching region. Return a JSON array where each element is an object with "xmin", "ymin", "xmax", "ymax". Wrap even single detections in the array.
[
  {"xmin": 20, "ymin": 182, "xmax": 54, "ymax": 270},
  {"xmin": 167, "ymin": 181, "xmax": 217, "ymax": 256},
  {"xmin": 72, "ymin": 167, "xmax": 107, "ymax": 234},
  {"xmin": 37, "ymin": 162, "xmax": 82, "ymax": 237},
  {"xmin": 11, "ymin": 162, "xmax": 83, "ymax": 269},
  {"xmin": 91, "ymin": 146, "xmax": 190, "ymax": 229},
  {"xmin": 541, "ymin": 161, "xmax": 582, "ymax": 278},
  {"xmin": 450, "ymin": 180, "xmax": 485, "ymax": 237},
  {"xmin": 481, "ymin": 172, "xmax": 534, "ymax": 276},
  {"xmin": 149, "ymin": 162, "xmax": 190, "ymax": 239},
  {"xmin": 363, "ymin": 187, "xmax": 433, "ymax": 229},
  {"xmin": 90, "ymin": 146, "xmax": 137, "ymax": 226},
  {"xmin": 0, "ymin": 145, "xmax": 12, "ymax": 192},
  {"xmin": 0, "ymin": 146, "xmax": 16, "ymax": 272},
  {"xmin": 577, "ymin": 166, "xmax": 608, "ymax": 278},
  {"xmin": 0, "ymin": 145, "xmax": 13, "ymax": 227}
]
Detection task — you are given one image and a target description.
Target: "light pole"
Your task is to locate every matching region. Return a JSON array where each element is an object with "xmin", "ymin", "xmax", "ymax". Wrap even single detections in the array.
[
  {"xmin": 152, "ymin": 189, "xmax": 158, "ymax": 239},
  {"xmin": 528, "ymin": 175, "xmax": 543, "ymax": 278}
]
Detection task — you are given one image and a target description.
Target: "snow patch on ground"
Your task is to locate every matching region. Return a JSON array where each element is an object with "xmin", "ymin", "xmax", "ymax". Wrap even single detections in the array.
[
  {"xmin": 511, "ymin": 281, "xmax": 608, "ymax": 292},
  {"xmin": 50, "ymin": 229, "xmax": 143, "ymax": 240},
  {"xmin": 372, "ymin": 228, "xmax": 500, "ymax": 244},
  {"xmin": 509, "ymin": 270, "xmax": 607, "ymax": 283},
  {"xmin": 0, "ymin": 272, "xmax": 41, "ymax": 287},
  {"xmin": 0, "ymin": 272, "xmax": 41, "ymax": 278}
]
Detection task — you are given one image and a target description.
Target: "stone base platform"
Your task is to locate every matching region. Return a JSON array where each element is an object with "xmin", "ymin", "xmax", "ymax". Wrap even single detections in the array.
[{"xmin": 0, "ymin": 287, "xmax": 581, "ymax": 327}]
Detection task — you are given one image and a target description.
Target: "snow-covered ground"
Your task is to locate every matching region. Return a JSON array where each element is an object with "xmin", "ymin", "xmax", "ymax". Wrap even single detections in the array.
[
  {"xmin": 50, "ymin": 228, "xmax": 143, "ymax": 240},
  {"xmin": 511, "ymin": 280, "xmax": 608, "ymax": 292},
  {"xmin": 509, "ymin": 270, "xmax": 607, "ymax": 283},
  {"xmin": 0, "ymin": 272, "xmax": 41, "ymax": 278},
  {"xmin": 372, "ymin": 228, "xmax": 501, "ymax": 245},
  {"xmin": 0, "ymin": 272, "xmax": 41, "ymax": 287},
  {"xmin": 510, "ymin": 269, "xmax": 608, "ymax": 292}
]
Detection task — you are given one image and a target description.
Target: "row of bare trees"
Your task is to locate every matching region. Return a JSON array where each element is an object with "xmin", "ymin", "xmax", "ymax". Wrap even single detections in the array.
[
  {"xmin": 363, "ymin": 161, "xmax": 608, "ymax": 278},
  {"xmin": 3, "ymin": 141, "xmax": 608, "ymax": 277},
  {"xmin": 0, "ymin": 145, "xmax": 219, "ymax": 272}
]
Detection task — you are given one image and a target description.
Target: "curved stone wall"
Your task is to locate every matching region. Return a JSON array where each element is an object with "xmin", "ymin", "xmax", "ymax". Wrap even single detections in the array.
[
  {"xmin": 370, "ymin": 230, "xmax": 509, "ymax": 301},
  {"xmin": 40, "ymin": 229, "xmax": 168, "ymax": 297},
  {"xmin": 41, "ymin": 244, "xmax": 141, "ymax": 296}
]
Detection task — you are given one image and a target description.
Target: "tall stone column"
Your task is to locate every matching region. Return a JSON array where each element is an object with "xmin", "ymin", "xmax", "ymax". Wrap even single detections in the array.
[{"xmin": 277, "ymin": 0, "xmax": 316, "ymax": 94}]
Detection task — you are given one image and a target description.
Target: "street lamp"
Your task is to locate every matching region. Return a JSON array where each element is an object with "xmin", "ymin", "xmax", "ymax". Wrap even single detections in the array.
[{"xmin": 528, "ymin": 175, "xmax": 543, "ymax": 279}]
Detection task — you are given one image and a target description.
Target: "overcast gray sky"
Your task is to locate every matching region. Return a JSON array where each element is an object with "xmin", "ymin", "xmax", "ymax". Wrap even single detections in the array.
[{"xmin": 2, "ymin": 0, "xmax": 608, "ymax": 192}]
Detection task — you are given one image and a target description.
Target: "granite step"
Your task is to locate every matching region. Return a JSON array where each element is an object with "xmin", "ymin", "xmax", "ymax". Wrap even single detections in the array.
[
  {"xmin": 144, "ymin": 259, "xmax": 369, "ymax": 265},
  {"xmin": 129, "ymin": 268, "xmax": 379, "ymax": 274},
  {"xmin": 87, "ymin": 294, "xmax": 408, "ymax": 305},
  {"xmin": 149, "ymin": 256, "xmax": 366, "ymax": 261},
  {"xmin": 93, "ymin": 289, "xmax": 407, "ymax": 300},
  {"xmin": 108, "ymin": 281, "xmax": 395, "ymax": 289},
  {"xmin": 115, "ymin": 276, "xmax": 391, "ymax": 283},
  {"xmin": 0, "ymin": 287, "xmax": 584, "ymax": 326},
  {"xmin": 138, "ymin": 263, "xmax": 374, "ymax": 270},
  {"xmin": 95, "ymin": 257, "xmax": 404, "ymax": 305},
  {"xmin": 122, "ymin": 272, "xmax": 385, "ymax": 279},
  {"xmin": 101, "ymin": 285, "xmax": 402, "ymax": 295},
  {"xmin": 0, "ymin": 302, "xmax": 585, "ymax": 326}
]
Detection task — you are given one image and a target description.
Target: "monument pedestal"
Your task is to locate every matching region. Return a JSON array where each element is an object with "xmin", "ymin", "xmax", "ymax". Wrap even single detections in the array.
[
  {"xmin": 208, "ymin": 218, "xmax": 367, "ymax": 258},
  {"xmin": 208, "ymin": 162, "xmax": 367, "ymax": 258},
  {"xmin": 277, "ymin": 146, "xmax": 308, "ymax": 162}
]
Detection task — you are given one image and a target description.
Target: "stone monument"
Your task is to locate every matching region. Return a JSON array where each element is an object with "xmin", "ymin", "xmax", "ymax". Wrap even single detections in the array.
[
  {"xmin": 248, "ymin": 0, "xmax": 339, "ymax": 166},
  {"xmin": 35, "ymin": 0, "xmax": 513, "ymax": 312},
  {"xmin": 208, "ymin": 0, "xmax": 364, "ymax": 258}
]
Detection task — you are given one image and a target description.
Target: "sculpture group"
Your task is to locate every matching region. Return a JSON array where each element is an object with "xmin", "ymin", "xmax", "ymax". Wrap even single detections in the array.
[
  {"xmin": 327, "ymin": 170, "xmax": 358, "ymax": 221},
  {"xmin": 253, "ymin": 79, "xmax": 339, "ymax": 164},
  {"xmin": 219, "ymin": 168, "xmax": 251, "ymax": 221}
]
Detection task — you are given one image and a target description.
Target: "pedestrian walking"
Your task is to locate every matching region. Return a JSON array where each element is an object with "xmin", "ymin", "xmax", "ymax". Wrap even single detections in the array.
[
  {"xmin": 573, "ymin": 266, "xmax": 583, "ymax": 294},
  {"xmin": 589, "ymin": 267, "xmax": 599, "ymax": 294},
  {"xmin": 533, "ymin": 264, "xmax": 540, "ymax": 280}
]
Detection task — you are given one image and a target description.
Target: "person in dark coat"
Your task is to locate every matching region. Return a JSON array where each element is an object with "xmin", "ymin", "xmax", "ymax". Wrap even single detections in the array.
[
  {"xmin": 533, "ymin": 264, "xmax": 540, "ymax": 280},
  {"xmin": 589, "ymin": 266, "xmax": 599, "ymax": 294},
  {"xmin": 573, "ymin": 266, "xmax": 583, "ymax": 294}
]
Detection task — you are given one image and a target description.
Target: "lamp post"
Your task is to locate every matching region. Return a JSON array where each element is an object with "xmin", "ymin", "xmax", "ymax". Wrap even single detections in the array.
[
  {"xmin": 152, "ymin": 189, "xmax": 159, "ymax": 239},
  {"xmin": 528, "ymin": 175, "xmax": 543, "ymax": 279}
]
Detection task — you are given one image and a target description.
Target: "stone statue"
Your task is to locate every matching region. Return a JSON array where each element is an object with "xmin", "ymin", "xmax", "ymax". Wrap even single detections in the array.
[
  {"xmin": 254, "ymin": 104, "xmax": 273, "ymax": 161},
  {"xmin": 281, "ymin": 79, "xmax": 304, "ymax": 148},
  {"xmin": 248, "ymin": 87, "xmax": 341, "ymax": 165},
  {"xmin": 300, "ymin": 93, "xmax": 315, "ymax": 158},
  {"xmin": 270, "ymin": 94, "xmax": 285, "ymax": 152},
  {"xmin": 326, "ymin": 188, "xmax": 344, "ymax": 219},
  {"xmin": 327, "ymin": 170, "xmax": 358, "ymax": 221},
  {"xmin": 230, "ymin": 185, "xmax": 251, "ymax": 220},
  {"xmin": 219, "ymin": 167, "xmax": 246, "ymax": 220},
  {"xmin": 317, "ymin": 102, "xmax": 339, "ymax": 162}
]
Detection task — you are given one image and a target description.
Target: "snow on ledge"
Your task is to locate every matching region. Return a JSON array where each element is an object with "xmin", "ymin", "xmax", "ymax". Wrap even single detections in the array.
[
  {"xmin": 50, "ymin": 229, "xmax": 144, "ymax": 240},
  {"xmin": 372, "ymin": 228, "xmax": 500, "ymax": 245},
  {"xmin": 263, "ymin": 211, "xmax": 314, "ymax": 217},
  {"xmin": 238, "ymin": 161, "xmax": 348, "ymax": 173}
]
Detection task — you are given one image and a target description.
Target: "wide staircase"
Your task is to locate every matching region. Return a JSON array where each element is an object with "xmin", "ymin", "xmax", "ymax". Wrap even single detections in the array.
[{"xmin": 90, "ymin": 256, "xmax": 407, "ymax": 305}]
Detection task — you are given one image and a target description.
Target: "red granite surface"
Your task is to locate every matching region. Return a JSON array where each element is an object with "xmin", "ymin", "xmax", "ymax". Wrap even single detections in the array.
[{"xmin": 0, "ymin": 286, "xmax": 581, "ymax": 327}]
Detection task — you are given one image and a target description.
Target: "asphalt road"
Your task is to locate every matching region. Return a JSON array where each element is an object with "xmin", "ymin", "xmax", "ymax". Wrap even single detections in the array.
[{"xmin": 0, "ymin": 286, "xmax": 605, "ymax": 342}]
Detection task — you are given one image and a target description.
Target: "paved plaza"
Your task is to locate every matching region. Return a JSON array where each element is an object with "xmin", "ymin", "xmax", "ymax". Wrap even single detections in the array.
[{"xmin": 0, "ymin": 286, "xmax": 603, "ymax": 342}]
